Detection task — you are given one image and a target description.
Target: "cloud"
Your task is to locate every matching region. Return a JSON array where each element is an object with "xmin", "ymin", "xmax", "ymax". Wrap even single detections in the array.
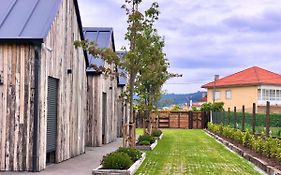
[
  {"xmin": 223, "ymin": 10, "xmax": 281, "ymax": 33},
  {"xmin": 78, "ymin": 0, "xmax": 281, "ymax": 93}
]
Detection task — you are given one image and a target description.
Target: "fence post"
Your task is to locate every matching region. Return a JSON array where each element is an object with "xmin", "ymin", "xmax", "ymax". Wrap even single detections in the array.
[
  {"xmin": 252, "ymin": 103, "xmax": 256, "ymax": 133},
  {"xmin": 228, "ymin": 108, "xmax": 230, "ymax": 125},
  {"xmin": 234, "ymin": 106, "xmax": 237, "ymax": 128},
  {"xmin": 242, "ymin": 105, "xmax": 245, "ymax": 131},
  {"xmin": 168, "ymin": 112, "xmax": 170, "ymax": 128},
  {"xmin": 266, "ymin": 101, "xmax": 270, "ymax": 137}
]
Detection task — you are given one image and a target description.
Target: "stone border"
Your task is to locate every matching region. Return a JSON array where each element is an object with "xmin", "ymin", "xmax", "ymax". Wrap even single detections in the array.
[
  {"xmin": 92, "ymin": 152, "xmax": 146, "ymax": 175},
  {"xmin": 155, "ymin": 133, "xmax": 163, "ymax": 140},
  {"xmin": 136, "ymin": 140, "xmax": 158, "ymax": 151},
  {"xmin": 205, "ymin": 129, "xmax": 281, "ymax": 175}
]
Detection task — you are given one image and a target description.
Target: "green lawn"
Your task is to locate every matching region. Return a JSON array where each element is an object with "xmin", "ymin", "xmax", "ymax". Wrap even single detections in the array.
[
  {"xmin": 136, "ymin": 128, "xmax": 143, "ymax": 136},
  {"xmin": 136, "ymin": 129, "xmax": 263, "ymax": 175}
]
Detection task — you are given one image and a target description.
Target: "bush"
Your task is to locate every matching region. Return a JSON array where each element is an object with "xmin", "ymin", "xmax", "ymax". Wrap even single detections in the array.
[
  {"xmin": 138, "ymin": 134, "xmax": 155, "ymax": 145},
  {"xmin": 102, "ymin": 152, "xmax": 133, "ymax": 170},
  {"xmin": 242, "ymin": 130, "xmax": 254, "ymax": 148},
  {"xmin": 208, "ymin": 122, "xmax": 281, "ymax": 162},
  {"xmin": 138, "ymin": 140, "xmax": 151, "ymax": 145},
  {"xmin": 152, "ymin": 129, "xmax": 162, "ymax": 137},
  {"xmin": 116, "ymin": 147, "xmax": 141, "ymax": 162}
]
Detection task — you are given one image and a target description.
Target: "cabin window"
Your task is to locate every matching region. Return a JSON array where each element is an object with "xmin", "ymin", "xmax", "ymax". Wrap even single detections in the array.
[{"xmin": 225, "ymin": 90, "xmax": 232, "ymax": 100}]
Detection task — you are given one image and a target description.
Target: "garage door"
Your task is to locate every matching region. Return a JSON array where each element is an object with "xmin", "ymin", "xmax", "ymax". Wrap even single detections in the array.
[{"xmin": 47, "ymin": 77, "xmax": 58, "ymax": 153}]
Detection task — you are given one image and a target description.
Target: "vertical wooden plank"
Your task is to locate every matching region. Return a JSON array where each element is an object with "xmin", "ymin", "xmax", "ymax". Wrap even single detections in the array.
[
  {"xmin": 178, "ymin": 113, "xmax": 180, "ymax": 128},
  {"xmin": 0, "ymin": 44, "xmax": 7, "ymax": 170},
  {"xmin": 20, "ymin": 45, "xmax": 25, "ymax": 124},
  {"xmin": 13, "ymin": 44, "xmax": 21, "ymax": 171},
  {"xmin": 28, "ymin": 45, "xmax": 35, "ymax": 170},
  {"xmin": 6, "ymin": 44, "xmax": 14, "ymax": 171}
]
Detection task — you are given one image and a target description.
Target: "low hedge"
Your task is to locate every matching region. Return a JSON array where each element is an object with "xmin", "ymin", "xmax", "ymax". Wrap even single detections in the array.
[
  {"xmin": 151, "ymin": 129, "xmax": 162, "ymax": 137},
  {"xmin": 208, "ymin": 122, "xmax": 281, "ymax": 161},
  {"xmin": 101, "ymin": 147, "xmax": 142, "ymax": 170},
  {"xmin": 137, "ymin": 134, "xmax": 155, "ymax": 145},
  {"xmin": 116, "ymin": 147, "xmax": 142, "ymax": 162}
]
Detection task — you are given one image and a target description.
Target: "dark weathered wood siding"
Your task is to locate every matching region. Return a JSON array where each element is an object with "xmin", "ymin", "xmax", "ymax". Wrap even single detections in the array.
[
  {"xmin": 0, "ymin": 44, "xmax": 36, "ymax": 171},
  {"xmin": 38, "ymin": 0, "xmax": 87, "ymax": 170},
  {"xmin": 86, "ymin": 73, "xmax": 118, "ymax": 147},
  {"xmin": 0, "ymin": 0, "xmax": 87, "ymax": 172}
]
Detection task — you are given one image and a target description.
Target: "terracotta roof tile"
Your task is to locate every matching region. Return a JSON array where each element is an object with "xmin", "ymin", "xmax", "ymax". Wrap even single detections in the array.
[{"xmin": 202, "ymin": 66, "xmax": 281, "ymax": 88}]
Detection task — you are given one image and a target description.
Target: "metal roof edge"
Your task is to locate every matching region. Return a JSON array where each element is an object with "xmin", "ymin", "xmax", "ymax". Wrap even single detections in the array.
[
  {"xmin": 0, "ymin": 38, "xmax": 43, "ymax": 44},
  {"xmin": 74, "ymin": 0, "xmax": 89, "ymax": 67}
]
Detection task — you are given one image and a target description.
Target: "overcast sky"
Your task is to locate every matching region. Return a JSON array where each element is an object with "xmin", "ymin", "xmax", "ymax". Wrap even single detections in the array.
[{"xmin": 78, "ymin": 0, "xmax": 281, "ymax": 94}]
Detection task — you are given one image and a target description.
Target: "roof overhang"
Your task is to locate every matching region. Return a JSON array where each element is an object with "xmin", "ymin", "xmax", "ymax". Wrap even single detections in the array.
[
  {"xmin": 201, "ymin": 83, "xmax": 281, "ymax": 89},
  {"xmin": 86, "ymin": 70, "xmax": 102, "ymax": 76},
  {"xmin": 0, "ymin": 38, "xmax": 43, "ymax": 45}
]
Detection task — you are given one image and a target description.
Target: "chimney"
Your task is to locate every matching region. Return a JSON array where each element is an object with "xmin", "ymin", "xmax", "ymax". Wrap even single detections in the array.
[{"xmin": 214, "ymin": 75, "xmax": 219, "ymax": 81}]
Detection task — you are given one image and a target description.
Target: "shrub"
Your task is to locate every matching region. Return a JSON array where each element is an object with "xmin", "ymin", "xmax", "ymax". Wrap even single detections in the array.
[
  {"xmin": 138, "ymin": 134, "xmax": 155, "ymax": 144},
  {"xmin": 152, "ymin": 129, "xmax": 162, "ymax": 137},
  {"xmin": 138, "ymin": 140, "xmax": 151, "ymax": 145},
  {"xmin": 116, "ymin": 147, "xmax": 141, "ymax": 162},
  {"xmin": 102, "ymin": 152, "xmax": 133, "ymax": 170},
  {"xmin": 242, "ymin": 130, "xmax": 254, "ymax": 148},
  {"xmin": 208, "ymin": 123, "xmax": 281, "ymax": 162}
]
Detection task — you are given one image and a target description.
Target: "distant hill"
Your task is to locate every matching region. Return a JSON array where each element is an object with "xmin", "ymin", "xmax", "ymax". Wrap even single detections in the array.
[{"xmin": 157, "ymin": 91, "xmax": 206, "ymax": 108}]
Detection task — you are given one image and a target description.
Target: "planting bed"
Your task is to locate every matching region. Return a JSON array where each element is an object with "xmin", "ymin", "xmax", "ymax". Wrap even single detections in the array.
[
  {"xmin": 136, "ymin": 140, "xmax": 158, "ymax": 151},
  {"xmin": 92, "ymin": 153, "xmax": 146, "ymax": 175}
]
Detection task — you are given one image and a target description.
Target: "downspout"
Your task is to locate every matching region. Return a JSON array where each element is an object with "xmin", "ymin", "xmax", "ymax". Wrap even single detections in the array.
[{"xmin": 32, "ymin": 45, "xmax": 41, "ymax": 172}]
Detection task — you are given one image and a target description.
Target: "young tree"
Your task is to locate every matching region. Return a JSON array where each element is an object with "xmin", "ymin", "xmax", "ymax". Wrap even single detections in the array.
[{"xmin": 75, "ymin": 0, "xmax": 179, "ymax": 147}]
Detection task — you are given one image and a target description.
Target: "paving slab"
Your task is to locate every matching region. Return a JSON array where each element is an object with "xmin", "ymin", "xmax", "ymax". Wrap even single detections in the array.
[{"xmin": 1, "ymin": 138, "xmax": 122, "ymax": 175}]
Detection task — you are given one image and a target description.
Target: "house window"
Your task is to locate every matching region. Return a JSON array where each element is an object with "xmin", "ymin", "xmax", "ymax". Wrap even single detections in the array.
[
  {"xmin": 270, "ymin": 90, "xmax": 275, "ymax": 100},
  {"xmin": 262, "ymin": 89, "xmax": 269, "ymax": 100},
  {"xmin": 225, "ymin": 90, "xmax": 232, "ymax": 100},
  {"xmin": 276, "ymin": 90, "xmax": 281, "ymax": 100},
  {"xmin": 258, "ymin": 89, "xmax": 261, "ymax": 100},
  {"xmin": 259, "ymin": 88, "xmax": 281, "ymax": 101},
  {"xmin": 214, "ymin": 90, "xmax": 220, "ymax": 100}
]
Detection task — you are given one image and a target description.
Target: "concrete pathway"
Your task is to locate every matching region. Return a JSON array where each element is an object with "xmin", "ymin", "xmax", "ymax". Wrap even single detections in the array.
[{"xmin": 2, "ymin": 138, "xmax": 122, "ymax": 175}]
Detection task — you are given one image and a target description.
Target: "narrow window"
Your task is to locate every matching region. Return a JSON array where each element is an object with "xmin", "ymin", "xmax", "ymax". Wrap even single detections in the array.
[
  {"xmin": 258, "ymin": 89, "xmax": 261, "ymax": 100},
  {"xmin": 270, "ymin": 89, "xmax": 275, "ymax": 101},
  {"xmin": 276, "ymin": 90, "xmax": 281, "ymax": 101},
  {"xmin": 214, "ymin": 90, "xmax": 220, "ymax": 100},
  {"xmin": 225, "ymin": 90, "xmax": 232, "ymax": 100}
]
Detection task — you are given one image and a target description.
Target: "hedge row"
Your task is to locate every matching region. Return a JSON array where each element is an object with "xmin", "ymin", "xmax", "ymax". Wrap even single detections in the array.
[{"xmin": 208, "ymin": 122, "xmax": 281, "ymax": 162}]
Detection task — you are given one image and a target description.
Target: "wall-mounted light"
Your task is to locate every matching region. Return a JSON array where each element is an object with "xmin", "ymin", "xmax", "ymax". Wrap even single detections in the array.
[
  {"xmin": 0, "ymin": 74, "xmax": 3, "ymax": 85},
  {"xmin": 42, "ymin": 43, "xmax": 53, "ymax": 52},
  {"xmin": 67, "ymin": 69, "xmax": 72, "ymax": 74}
]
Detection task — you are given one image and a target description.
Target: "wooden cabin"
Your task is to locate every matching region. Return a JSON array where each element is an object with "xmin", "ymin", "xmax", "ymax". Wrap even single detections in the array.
[
  {"xmin": 84, "ymin": 27, "xmax": 119, "ymax": 147},
  {"xmin": 0, "ymin": 0, "xmax": 88, "ymax": 172}
]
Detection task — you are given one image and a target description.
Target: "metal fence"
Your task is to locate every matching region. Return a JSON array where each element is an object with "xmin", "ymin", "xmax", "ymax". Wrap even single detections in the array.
[{"xmin": 212, "ymin": 102, "xmax": 281, "ymax": 138}]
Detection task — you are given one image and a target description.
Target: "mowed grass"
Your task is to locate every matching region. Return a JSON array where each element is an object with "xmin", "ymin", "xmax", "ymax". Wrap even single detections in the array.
[
  {"xmin": 136, "ymin": 129, "xmax": 262, "ymax": 175},
  {"xmin": 136, "ymin": 128, "xmax": 144, "ymax": 136}
]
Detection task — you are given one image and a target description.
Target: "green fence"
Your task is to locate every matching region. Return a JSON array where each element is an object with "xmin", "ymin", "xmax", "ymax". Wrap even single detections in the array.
[{"xmin": 212, "ymin": 110, "xmax": 281, "ymax": 138}]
